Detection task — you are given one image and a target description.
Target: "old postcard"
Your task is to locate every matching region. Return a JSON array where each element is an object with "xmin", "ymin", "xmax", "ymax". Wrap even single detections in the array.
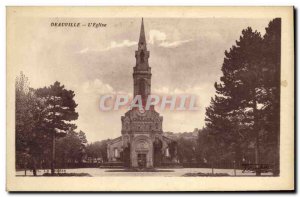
[{"xmin": 6, "ymin": 6, "xmax": 294, "ymax": 191}]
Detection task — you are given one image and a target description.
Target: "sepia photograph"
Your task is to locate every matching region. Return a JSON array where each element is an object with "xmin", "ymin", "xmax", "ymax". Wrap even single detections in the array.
[{"xmin": 6, "ymin": 6, "xmax": 294, "ymax": 191}]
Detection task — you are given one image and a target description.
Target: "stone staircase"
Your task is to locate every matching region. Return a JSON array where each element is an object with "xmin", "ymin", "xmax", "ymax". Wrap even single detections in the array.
[{"xmin": 100, "ymin": 161, "xmax": 124, "ymax": 168}]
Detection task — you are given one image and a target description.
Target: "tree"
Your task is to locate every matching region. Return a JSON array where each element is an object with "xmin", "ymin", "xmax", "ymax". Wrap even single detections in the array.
[
  {"xmin": 205, "ymin": 27, "xmax": 265, "ymax": 175},
  {"xmin": 78, "ymin": 130, "xmax": 88, "ymax": 163},
  {"xmin": 16, "ymin": 72, "xmax": 32, "ymax": 167},
  {"xmin": 86, "ymin": 140, "xmax": 110, "ymax": 163},
  {"xmin": 36, "ymin": 81, "xmax": 78, "ymax": 175},
  {"xmin": 205, "ymin": 19, "xmax": 281, "ymax": 176},
  {"xmin": 78, "ymin": 130, "xmax": 88, "ymax": 145},
  {"xmin": 55, "ymin": 130, "xmax": 82, "ymax": 168},
  {"xmin": 260, "ymin": 18, "xmax": 281, "ymax": 175},
  {"xmin": 15, "ymin": 72, "xmax": 50, "ymax": 176},
  {"xmin": 177, "ymin": 137, "xmax": 197, "ymax": 163}
]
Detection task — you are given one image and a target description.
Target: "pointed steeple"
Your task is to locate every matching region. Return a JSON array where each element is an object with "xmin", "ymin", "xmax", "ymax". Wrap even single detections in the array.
[
  {"xmin": 138, "ymin": 18, "xmax": 147, "ymax": 50},
  {"xmin": 133, "ymin": 18, "xmax": 151, "ymax": 100}
]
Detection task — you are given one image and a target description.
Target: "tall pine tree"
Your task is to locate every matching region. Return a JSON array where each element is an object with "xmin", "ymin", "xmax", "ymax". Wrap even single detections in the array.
[
  {"xmin": 206, "ymin": 27, "xmax": 265, "ymax": 175},
  {"xmin": 205, "ymin": 19, "xmax": 281, "ymax": 175},
  {"xmin": 260, "ymin": 18, "xmax": 281, "ymax": 175},
  {"xmin": 36, "ymin": 81, "xmax": 79, "ymax": 175}
]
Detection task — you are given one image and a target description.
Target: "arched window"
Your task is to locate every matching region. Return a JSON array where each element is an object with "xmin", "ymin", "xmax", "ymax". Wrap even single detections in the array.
[
  {"xmin": 140, "ymin": 50, "xmax": 145, "ymax": 63},
  {"xmin": 165, "ymin": 148, "xmax": 170, "ymax": 157},
  {"xmin": 138, "ymin": 78, "xmax": 146, "ymax": 98}
]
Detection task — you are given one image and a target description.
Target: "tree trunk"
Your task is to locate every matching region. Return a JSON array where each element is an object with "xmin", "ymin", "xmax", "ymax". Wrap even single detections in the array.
[
  {"xmin": 24, "ymin": 161, "xmax": 27, "ymax": 176},
  {"xmin": 32, "ymin": 156, "xmax": 37, "ymax": 176},
  {"xmin": 51, "ymin": 131, "xmax": 56, "ymax": 176},
  {"xmin": 233, "ymin": 161, "xmax": 236, "ymax": 176},
  {"xmin": 273, "ymin": 98, "xmax": 280, "ymax": 176},
  {"xmin": 274, "ymin": 127, "xmax": 280, "ymax": 176},
  {"xmin": 253, "ymin": 99, "xmax": 261, "ymax": 176}
]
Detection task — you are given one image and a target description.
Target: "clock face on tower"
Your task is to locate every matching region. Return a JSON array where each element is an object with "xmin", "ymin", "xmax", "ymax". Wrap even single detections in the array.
[
  {"xmin": 138, "ymin": 107, "xmax": 146, "ymax": 115},
  {"xmin": 133, "ymin": 108, "xmax": 147, "ymax": 117}
]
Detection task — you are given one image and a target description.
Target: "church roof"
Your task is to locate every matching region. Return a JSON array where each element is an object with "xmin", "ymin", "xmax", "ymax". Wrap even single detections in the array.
[{"xmin": 107, "ymin": 136, "xmax": 122, "ymax": 145}]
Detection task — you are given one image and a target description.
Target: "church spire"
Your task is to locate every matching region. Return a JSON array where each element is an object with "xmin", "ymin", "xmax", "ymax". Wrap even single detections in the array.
[
  {"xmin": 138, "ymin": 18, "xmax": 147, "ymax": 50},
  {"xmin": 133, "ymin": 18, "xmax": 151, "ymax": 101},
  {"xmin": 135, "ymin": 18, "xmax": 149, "ymax": 69}
]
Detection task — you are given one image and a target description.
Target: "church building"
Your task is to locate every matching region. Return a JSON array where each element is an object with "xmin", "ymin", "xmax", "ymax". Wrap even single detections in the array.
[{"xmin": 107, "ymin": 19, "xmax": 178, "ymax": 168}]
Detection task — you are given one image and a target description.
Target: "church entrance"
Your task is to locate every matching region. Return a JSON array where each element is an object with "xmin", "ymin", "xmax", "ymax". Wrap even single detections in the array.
[
  {"xmin": 137, "ymin": 153, "xmax": 147, "ymax": 168},
  {"xmin": 131, "ymin": 135, "xmax": 153, "ymax": 168}
]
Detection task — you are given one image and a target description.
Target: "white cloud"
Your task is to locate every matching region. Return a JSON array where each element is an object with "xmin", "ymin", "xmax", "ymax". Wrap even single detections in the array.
[
  {"xmin": 149, "ymin": 29, "xmax": 191, "ymax": 48},
  {"xmin": 159, "ymin": 39, "xmax": 192, "ymax": 48},
  {"xmin": 82, "ymin": 79, "xmax": 114, "ymax": 95},
  {"xmin": 77, "ymin": 40, "xmax": 137, "ymax": 54},
  {"xmin": 81, "ymin": 79, "xmax": 131, "ymax": 96},
  {"xmin": 106, "ymin": 40, "xmax": 137, "ymax": 50},
  {"xmin": 149, "ymin": 30, "xmax": 167, "ymax": 44},
  {"xmin": 78, "ymin": 30, "xmax": 191, "ymax": 54}
]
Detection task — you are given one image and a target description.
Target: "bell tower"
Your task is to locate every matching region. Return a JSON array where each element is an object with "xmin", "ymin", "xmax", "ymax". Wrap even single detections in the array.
[
  {"xmin": 106, "ymin": 18, "xmax": 178, "ymax": 169},
  {"xmin": 133, "ymin": 18, "xmax": 152, "ymax": 105}
]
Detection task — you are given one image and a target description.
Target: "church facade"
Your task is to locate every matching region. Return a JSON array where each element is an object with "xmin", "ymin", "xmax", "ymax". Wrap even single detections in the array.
[{"xmin": 107, "ymin": 19, "xmax": 178, "ymax": 168}]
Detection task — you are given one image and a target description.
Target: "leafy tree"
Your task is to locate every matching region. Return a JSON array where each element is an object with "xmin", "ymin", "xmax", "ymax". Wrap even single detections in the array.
[
  {"xmin": 177, "ymin": 137, "xmax": 197, "ymax": 163},
  {"xmin": 197, "ymin": 127, "xmax": 223, "ymax": 172},
  {"xmin": 86, "ymin": 140, "xmax": 110, "ymax": 163},
  {"xmin": 55, "ymin": 130, "xmax": 82, "ymax": 167},
  {"xmin": 78, "ymin": 130, "xmax": 88, "ymax": 163},
  {"xmin": 78, "ymin": 130, "xmax": 88, "ymax": 145},
  {"xmin": 36, "ymin": 81, "xmax": 78, "ymax": 175},
  {"xmin": 16, "ymin": 72, "xmax": 32, "ymax": 163},
  {"xmin": 15, "ymin": 72, "xmax": 50, "ymax": 176}
]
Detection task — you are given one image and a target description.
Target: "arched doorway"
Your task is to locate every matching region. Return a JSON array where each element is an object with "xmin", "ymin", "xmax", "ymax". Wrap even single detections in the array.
[{"xmin": 131, "ymin": 135, "xmax": 153, "ymax": 168}]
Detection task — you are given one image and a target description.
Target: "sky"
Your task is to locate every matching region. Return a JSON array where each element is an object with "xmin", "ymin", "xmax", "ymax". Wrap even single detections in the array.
[{"xmin": 11, "ymin": 17, "xmax": 272, "ymax": 142}]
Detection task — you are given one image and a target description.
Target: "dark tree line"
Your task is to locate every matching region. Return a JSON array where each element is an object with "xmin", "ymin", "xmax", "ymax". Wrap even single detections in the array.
[
  {"xmin": 177, "ymin": 137, "xmax": 197, "ymax": 163},
  {"xmin": 202, "ymin": 18, "xmax": 281, "ymax": 175},
  {"xmin": 55, "ymin": 130, "xmax": 88, "ymax": 168},
  {"xmin": 85, "ymin": 140, "xmax": 110, "ymax": 163}
]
